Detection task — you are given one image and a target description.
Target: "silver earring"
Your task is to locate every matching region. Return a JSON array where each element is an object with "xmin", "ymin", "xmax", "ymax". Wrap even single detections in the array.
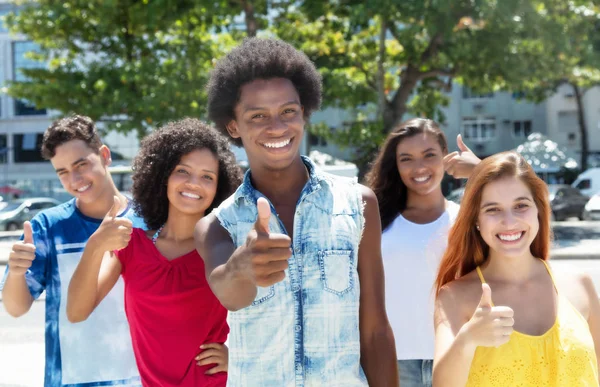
[{"xmin": 476, "ymin": 225, "xmax": 480, "ymax": 230}]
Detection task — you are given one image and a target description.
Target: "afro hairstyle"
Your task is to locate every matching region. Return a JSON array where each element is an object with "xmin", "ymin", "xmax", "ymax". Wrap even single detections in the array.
[{"xmin": 207, "ymin": 37, "xmax": 322, "ymax": 147}]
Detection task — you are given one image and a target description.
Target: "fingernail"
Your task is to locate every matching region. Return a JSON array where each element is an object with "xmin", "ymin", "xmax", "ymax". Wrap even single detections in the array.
[{"xmin": 200, "ymin": 345, "xmax": 205, "ymax": 349}]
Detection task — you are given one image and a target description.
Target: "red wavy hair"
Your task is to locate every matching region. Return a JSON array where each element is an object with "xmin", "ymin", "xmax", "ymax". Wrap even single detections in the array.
[{"xmin": 434, "ymin": 151, "xmax": 552, "ymax": 296}]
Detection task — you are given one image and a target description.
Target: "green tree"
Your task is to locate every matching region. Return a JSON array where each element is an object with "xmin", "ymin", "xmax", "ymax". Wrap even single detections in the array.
[
  {"xmin": 5, "ymin": 0, "xmax": 241, "ymax": 137},
  {"xmin": 272, "ymin": 0, "xmax": 590, "ymax": 173},
  {"xmin": 503, "ymin": 2, "xmax": 600, "ymax": 172}
]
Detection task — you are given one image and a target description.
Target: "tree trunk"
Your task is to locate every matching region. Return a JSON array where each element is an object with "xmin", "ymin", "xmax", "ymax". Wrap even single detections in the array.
[
  {"xmin": 572, "ymin": 82, "xmax": 589, "ymax": 172},
  {"xmin": 384, "ymin": 64, "xmax": 420, "ymax": 130},
  {"xmin": 240, "ymin": 0, "xmax": 257, "ymax": 37},
  {"xmin": 376, "ymin": 16, "xmax": 387, "ymax": 120}
]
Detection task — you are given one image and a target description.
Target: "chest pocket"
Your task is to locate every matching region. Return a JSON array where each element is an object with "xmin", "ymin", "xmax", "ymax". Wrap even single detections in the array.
[
  {"xmin": 252, "ymin": 285, "xmax": 275, "ymax": 306},
  {"xmin": 318, "ymin": 249, "xmax": 354, "ymax": 295}
]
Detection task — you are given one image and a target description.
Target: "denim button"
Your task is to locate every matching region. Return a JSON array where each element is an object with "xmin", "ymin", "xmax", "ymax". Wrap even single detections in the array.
[
  {"xmin": 292, "ymin": 284, "xmax": 300, "ymax": 292},
  {"xmin": 295, "ymin": 325, "xmax": 301, "ymax": 332}
]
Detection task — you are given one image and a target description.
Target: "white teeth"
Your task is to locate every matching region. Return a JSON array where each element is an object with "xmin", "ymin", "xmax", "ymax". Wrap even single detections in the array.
[
  {"xmin": 414, "ymin": 176, "xmax": 430, "ymax": 183},
  {"xmin": 498, "ymin": 232, "xmax": 523, "ymax": 241},
  {"xmin": 76, "ymin": 184, "xmax": 91, "ymax": 192},
  {"xmin": 263, "ymin": 139, "xmax": 291, "ymax": 149},
  {"xmin": 181, "ymin": 192, "xmax": 200, "ymax": 199}
]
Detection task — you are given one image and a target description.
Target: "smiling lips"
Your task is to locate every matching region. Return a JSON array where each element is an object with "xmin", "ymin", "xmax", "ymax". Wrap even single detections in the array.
[
  {"xmin": 262, "ymin": 138, "xmax": 291, "ymax": 149},
  {"xmin": 75, "ymin": 184, "xmax": 91, "ymax": 193},
  {"xmin": 181, "ymin": 192, "xmax": 201, "ymax": 200},
  {"xmin": 413, "ymin": 175, "xmax": 431, "ymax": 183},
  {"xmin": 497, "ymin": 231, "xmax": 525, "ymax": 242}
]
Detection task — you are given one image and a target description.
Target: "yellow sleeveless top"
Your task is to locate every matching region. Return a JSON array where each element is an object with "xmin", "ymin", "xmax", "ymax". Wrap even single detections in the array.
[{"xmin": 467, "ymin": 260, "xmax": 599, "ymax": 386}]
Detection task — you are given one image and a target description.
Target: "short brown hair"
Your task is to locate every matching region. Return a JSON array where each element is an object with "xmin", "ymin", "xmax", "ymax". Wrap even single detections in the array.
[{"xmin": 41, "ymin": 115, "xmax": 102, "ymax": 159}]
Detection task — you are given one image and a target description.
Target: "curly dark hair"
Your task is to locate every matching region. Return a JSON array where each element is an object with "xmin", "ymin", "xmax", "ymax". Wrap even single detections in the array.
[
  {"xmin": 131, "ymin": 118, "xmax": 243, "ymax": 230},
  {"xmin": 207, "ymin": 37, "xmax": 322, "ymax": 146},
  {"xmin": 41, "ymin": 115, "xmax": 102, "ymax": 159},
  {"xmin": 365, "ymin": 118, "xmax": 448, "ymax": 231}
]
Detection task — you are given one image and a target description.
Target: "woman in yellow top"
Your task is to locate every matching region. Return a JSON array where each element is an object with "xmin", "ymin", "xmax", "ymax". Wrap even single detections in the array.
[{"xmin": 433, "ymin": 151, "xmax": 600, "ymax": 387}]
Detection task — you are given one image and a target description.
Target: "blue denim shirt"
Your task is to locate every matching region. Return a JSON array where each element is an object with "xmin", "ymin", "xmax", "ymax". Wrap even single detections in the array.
[{"xmin": 214, "ymin": 156, "xmax": 368, "ymax": 387}]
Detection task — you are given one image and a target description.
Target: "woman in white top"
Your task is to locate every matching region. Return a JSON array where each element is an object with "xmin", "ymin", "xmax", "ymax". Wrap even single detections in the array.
[{"xmin": 366, "ymin": 118, "xmax": 479, "ymax": 386}]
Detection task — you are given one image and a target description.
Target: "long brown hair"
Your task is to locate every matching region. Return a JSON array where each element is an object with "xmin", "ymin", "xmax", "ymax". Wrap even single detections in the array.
[
  {"xmin": 366, "ymin": 118, "xmax": 448, "ymax": 231},
  {"xmin": 434, "ymin": 151, "xmax": 552, "ymax": 296}
]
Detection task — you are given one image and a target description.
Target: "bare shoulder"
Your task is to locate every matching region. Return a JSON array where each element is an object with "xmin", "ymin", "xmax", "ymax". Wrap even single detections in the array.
[
  {"xmin": 358, "ymin": 184, "xmax": 377, "ymax": 202},
  {"xmin": 436, "ymin": 270, "xmax": 482, "ymax": 331},
  {"xmin": 550, "ymin": 262, "xmax": 591, "ymax": 291},
  {"xmin": 550, "ymin": 262, "xmax": 597, "ymax": 319},
  {"xmin": 194, "ymin": 213, "xmax": 229, "ymax": 243}
]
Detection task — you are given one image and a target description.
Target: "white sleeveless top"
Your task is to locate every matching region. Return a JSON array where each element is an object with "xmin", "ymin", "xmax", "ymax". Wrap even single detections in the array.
[{"xmin": 381, "ymin": 201, "xmax": 459, "ymax": 360}]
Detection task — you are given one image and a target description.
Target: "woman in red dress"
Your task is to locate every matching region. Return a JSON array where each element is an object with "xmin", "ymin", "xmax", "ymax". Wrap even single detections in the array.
[{"xmin": 67, "ymin": 119, "xmax": 243, "ymax": 386}]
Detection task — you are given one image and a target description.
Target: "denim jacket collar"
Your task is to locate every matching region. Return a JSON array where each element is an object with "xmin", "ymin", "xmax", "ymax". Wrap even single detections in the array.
[{"xmin": 234, "ymin": 155, "xmax": 323, "ymax": 205}]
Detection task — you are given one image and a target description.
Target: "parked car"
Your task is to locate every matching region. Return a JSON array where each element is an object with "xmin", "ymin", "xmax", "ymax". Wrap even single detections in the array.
[
  {"xmin": 548, "ymin": 185, "xmax": 589, "ymax": 221},
  {"xmin": 0, "ymin": 198, "xmax": 61, "ymax": 231},
  {"xmin": 582, "ymin": 193, "xmax": 600, "ymax": 220},
  {"xmin": 446, "ymin": 187, "xmax": 465, "ymax": 204},
  {"xmin": 572, "ymin": 168, "xmax": 600, "ymax": 197}
]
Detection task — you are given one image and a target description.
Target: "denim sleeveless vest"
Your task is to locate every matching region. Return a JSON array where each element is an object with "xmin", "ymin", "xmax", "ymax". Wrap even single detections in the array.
[{"xmin": 213, "ymin": 156, "xmax": 368, "ymax": 387}]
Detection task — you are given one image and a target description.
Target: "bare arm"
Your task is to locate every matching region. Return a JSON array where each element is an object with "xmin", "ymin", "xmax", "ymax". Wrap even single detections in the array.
[
  {"xmin": 196, "ymin": 199, "xmax": 292, "ymax": 312},
  {"xmin": 357, "ymin": 186, "xmax": 398, "ymax": 386},
  {"xmin": 195, "ymin": 214, "xmax": 257, "ymax": 311},
  {"xmin": 2, "ymin": 222, "xmax": 37, "ymax": 317},
  {"xmin": 67, "ymin": 196, "xmax": 131, "ymax": 322},
  {"xmin": 67, "ymin": 239, "xmax": 122, "ymax": 323},
  {"xmin": 432, "ymin": 283, "xmax": 514, "ymax": 387},
  {"xmin": 2, "ymin": 272, "xmax": 34, "ymax": 317},
  {"xmin": 432, "ymin": 287, "xmax": 477, "ymax": 387}
]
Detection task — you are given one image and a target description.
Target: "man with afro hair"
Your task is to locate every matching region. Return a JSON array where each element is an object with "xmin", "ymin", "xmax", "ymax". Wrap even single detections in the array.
[{"xmin": 195, "ymin": 37, "xmax": 398, "ymax": 386}]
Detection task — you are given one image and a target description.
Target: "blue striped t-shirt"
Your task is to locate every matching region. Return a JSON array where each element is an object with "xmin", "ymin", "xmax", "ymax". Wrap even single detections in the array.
[{"xmin": 1, "ymin": 198, "xmax": 145, "ymax": 387}]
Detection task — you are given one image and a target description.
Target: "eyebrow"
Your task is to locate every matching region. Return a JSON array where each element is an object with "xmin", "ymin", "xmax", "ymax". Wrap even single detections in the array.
[
  {"xmin": 243, "ymin": 100, "xmax": 301, "ymax": 113},
  {"xmin": 178, "ymin": 163, "xmax": 217, "ymax": 174},
  {"xmin": 481, "ymin": 197, "xmax": 533, "ymax": 208},
  {"xmin": 55, "ymin": 158, "xmax": 86, "ymax": 173},
  {"xmin": 397, "ymin": 148, "xmax": 437, "ymax": 157}
]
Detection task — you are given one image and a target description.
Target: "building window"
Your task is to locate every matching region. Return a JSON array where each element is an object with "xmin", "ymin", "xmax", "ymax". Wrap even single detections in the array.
[
  {"xmin": 13, "ymin": 133, "xmax": 44, "ymax": 163},
  {"xmin": 462, "ymin": 117, "xmax": 496, "ymax": 141},
  {"xmin": 308, "ymin": 132, "xmax": 327, "ymax": 147},
  {"xmin": 13, "ymin": 41, "xmax": 46, "ymax": 116},
  {"xmin": 513, "ymin": 120, "xmax": 532, "ymax": 138},
  {"xmin": 462, "ymin": 87, "xmax": 494, "ymax": 99},
  {"xmin": 0, "ymin": 135, "xmax": 7, "ymax": 164}
]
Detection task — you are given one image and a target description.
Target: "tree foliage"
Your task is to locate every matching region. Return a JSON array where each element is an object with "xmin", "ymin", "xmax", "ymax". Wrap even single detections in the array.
[{"xmin": 5, "ymin": 0, "xmax": 242, "ymax": 137}]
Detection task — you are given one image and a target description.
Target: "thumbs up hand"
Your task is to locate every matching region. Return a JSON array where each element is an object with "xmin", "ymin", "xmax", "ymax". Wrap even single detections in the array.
[
  {"xmin": 92, "ymin": 196, "xmax": 133, "ymax": 252},
  {"xmin": 460, "ymin": 283, "xmax": 514, "ymax": 349},
  {"xmin": 443, "ymin": 134, "xmax": 482, "ymax": 179},
  {"xmin": 229, "ymin": 197, "xmax": 292, "ymax": 287},
  {"xmin": 254, "ymin": 197, "xmax": 271, "ymax": 234},
  {"xmin": 7, "ymin": 221, "xmax": 37, "ymax": 276}
]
